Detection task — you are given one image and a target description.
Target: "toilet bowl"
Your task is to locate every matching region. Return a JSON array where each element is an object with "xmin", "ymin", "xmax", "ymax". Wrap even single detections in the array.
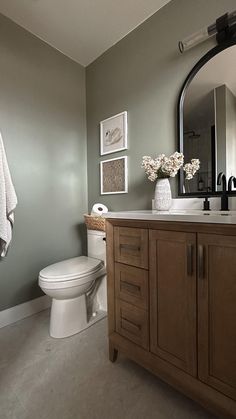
[{"xmin": 38, "ymin": 230, "xmax": 107, "ymax": 338}]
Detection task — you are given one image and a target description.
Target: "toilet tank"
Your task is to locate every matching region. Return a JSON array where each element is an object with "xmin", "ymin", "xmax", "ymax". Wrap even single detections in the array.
[{"xmin": 87, "ymin": 230, "xmax": 106, "ymax": 262}]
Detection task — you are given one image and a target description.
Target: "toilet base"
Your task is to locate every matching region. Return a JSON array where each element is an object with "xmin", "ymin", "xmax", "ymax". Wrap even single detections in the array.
[{"xmin": 49, "ymin": 295, "xmax": 106, "ymax": 338}]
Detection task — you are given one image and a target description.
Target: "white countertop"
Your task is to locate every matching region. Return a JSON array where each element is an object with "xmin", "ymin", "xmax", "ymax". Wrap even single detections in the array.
[{"xmin": 105, "ymin": 210, "xmax": 236, "ymax": 224}]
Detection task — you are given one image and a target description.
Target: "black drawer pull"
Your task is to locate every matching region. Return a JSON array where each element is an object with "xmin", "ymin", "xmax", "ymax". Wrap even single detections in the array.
[
  {"xmin": 121, "ymin": 317, "xmax": 141, "ymax": 335},
  {"xmin": 120, "ymin": 244, "xmax": 141, "ymax": 251},
  {"xmin": 120, "ymin": 280, "xmax": 141, "ymax": 295}
]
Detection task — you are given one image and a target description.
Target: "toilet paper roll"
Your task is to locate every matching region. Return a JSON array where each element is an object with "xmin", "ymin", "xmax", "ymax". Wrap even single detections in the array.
[{"xmin": 91, "ymin": 203, "xmax": 108, "ymax": 216}]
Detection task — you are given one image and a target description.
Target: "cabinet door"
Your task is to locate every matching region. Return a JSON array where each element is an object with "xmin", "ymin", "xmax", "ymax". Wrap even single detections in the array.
[
  {"xmin": 198, "ymin": 234, "xmax": 236, "ymax": 400},
  {"xmin": 149, "ymin": 230, "xmax": 197, "ymax": 376}
]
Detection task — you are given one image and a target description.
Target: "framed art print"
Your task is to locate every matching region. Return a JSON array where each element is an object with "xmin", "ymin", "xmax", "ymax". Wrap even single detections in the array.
[
  {"xmin": 100, "ymin": 156, "xmax": 128, "ymax": 195},
  {"xmin": 100, "ymin": 111, "xmax": 127, "ymax": 156}
]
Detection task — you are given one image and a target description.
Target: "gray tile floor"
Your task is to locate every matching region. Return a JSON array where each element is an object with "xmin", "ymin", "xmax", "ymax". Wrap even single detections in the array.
[{"xmin": 0, "ymin": 310, "xmax": 215, "ymax": 419}]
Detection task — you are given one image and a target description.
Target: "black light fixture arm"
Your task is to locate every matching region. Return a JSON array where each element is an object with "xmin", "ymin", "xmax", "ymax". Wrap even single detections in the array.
[{"xmin": 179, "ymin": 10, "xmax": 236, "ymax": 53}]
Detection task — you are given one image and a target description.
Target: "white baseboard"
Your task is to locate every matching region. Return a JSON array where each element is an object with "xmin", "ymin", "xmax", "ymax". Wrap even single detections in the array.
[{"xmin": 0, "ymin": 295, "xmax": 51, "ymax": 329}]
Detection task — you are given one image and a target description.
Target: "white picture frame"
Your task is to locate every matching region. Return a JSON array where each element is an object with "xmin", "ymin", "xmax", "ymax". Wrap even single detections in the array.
[
  {"xmin": 100, "ymin": 156, "xmax": 128, "ymax": 195},
  {"xmin": 100, "ymin": 111, "xmax": 128, "ymax": 156}
]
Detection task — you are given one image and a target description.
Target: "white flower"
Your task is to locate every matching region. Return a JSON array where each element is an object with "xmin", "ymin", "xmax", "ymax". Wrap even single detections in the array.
[
  {"xmin": 141, "ymin": 153, "xmax": 200, "ymax": 182},
  {"xmin": 183, "ymin": 159, "xmax": 200, "ymax": 180}
]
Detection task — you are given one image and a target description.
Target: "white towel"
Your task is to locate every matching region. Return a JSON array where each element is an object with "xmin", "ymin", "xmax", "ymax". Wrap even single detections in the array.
[{"xmin": 0, "ymin": 133, "xmax": 17, "ymax": 257}]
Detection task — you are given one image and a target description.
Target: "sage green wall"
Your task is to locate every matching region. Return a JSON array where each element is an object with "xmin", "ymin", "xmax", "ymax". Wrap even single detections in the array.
[
  {"xmin": 0, "ymin": 14, "xmax": 87, "ymax": 311},
  {"xmin": 86, "ymin": 0, "xmax": 236, "ymax": 211}
]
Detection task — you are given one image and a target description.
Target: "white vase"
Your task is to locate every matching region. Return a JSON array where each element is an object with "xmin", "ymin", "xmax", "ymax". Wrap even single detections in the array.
[{"xmin": 154, "ymin": 178, "xmax": 172, "ymax": 211}]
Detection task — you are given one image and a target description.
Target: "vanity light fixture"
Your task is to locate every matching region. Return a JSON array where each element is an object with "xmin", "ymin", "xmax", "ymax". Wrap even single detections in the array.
[{"xmin": 179, "ymin": 10, "xmax": 236, "ymax": 53}]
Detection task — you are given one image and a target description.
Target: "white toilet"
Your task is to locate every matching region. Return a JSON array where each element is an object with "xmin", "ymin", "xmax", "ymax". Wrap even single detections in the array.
[{"xmin": 38, "ymin": 230, "xmax": 107, "ymax": 338}]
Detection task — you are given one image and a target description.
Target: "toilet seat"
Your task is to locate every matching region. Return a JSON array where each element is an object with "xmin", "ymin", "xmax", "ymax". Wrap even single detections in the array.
[{"xmin": 39, "ymin": 256, "xmax": 105, "ymax": 289}]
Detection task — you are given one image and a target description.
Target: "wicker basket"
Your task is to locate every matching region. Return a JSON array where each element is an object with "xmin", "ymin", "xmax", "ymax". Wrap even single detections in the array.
[{"xmin": 84, "ymin": 214, "xmax": 106, "ymax": 232}]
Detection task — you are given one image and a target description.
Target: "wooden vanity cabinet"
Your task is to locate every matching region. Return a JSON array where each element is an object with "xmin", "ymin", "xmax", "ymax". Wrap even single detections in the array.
[{"xmin": 106, "ymin": 219, "xmax": 236, "ymax": 418}]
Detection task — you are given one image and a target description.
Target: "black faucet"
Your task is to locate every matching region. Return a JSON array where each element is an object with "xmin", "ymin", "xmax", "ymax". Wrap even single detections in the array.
[
  {"xmin": 217, "ymin": 172, "xmax": 229, "ymax": 211},
  {"xmin": 228, "ymin": 176, "xmax": 236, "ymax": 192},
  {"xmin": 203, "ymin": 197, "xmax": 210, "ymax": 211}
]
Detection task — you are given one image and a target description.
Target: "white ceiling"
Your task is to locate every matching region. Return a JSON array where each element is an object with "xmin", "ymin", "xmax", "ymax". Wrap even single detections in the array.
[{"xmin": 0, "ymin": 0, "xmax": 171, "ymax": 66}]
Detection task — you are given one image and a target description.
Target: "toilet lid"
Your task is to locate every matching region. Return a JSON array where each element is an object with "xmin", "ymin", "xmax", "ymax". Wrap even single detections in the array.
[{"xmin": 39, "ymin": 256, "xmax": 104, "ymax": 281}]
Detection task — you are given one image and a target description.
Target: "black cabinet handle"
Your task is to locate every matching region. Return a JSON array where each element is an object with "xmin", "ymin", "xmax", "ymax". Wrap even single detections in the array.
[
  {"xmin": 187, "ymin": 244, "xmax": 193, "ymax": 276},
  {"xmin": 198, "ymin": 245, "xmax": 205, "ymax": 279}
]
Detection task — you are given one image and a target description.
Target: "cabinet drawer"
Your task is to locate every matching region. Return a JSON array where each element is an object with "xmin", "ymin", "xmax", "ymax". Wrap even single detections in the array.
[
  {"xmin": 114, "ymin": 227, "xmax": 148, "ymax": 268},
  {"xmin": 115, "ymin": 300, "xmax": 149, "ymax": 349},
  {"xmin": 115, "ymin": 263, "xmax": 148, "ymax": 309}
]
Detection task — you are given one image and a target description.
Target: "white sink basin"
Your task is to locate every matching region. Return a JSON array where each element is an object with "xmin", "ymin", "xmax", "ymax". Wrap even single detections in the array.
[
  {"xmin": 158, "ymin": 209, "xmax": 236, "ymax": 216},
  {"xmin": 105, "ymin": 209, "xmax": 236, "ymax": 224}
]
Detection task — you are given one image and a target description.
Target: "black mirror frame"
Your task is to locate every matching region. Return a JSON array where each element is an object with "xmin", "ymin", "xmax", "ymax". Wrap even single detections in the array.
[{"xmin": 177, "ymin": 38, "xmax": 236, "ymax": 197}]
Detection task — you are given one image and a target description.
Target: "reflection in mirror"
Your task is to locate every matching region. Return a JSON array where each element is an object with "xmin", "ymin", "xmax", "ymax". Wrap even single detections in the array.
[{"xmin": 182, "ymin": 45, "xmax": 236, "ymax": 194}]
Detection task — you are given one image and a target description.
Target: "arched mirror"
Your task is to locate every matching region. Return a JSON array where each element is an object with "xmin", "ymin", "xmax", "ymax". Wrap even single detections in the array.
[{"xmin": 178, "ymin": 40, "xmax": 236, "ymax": 196}]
